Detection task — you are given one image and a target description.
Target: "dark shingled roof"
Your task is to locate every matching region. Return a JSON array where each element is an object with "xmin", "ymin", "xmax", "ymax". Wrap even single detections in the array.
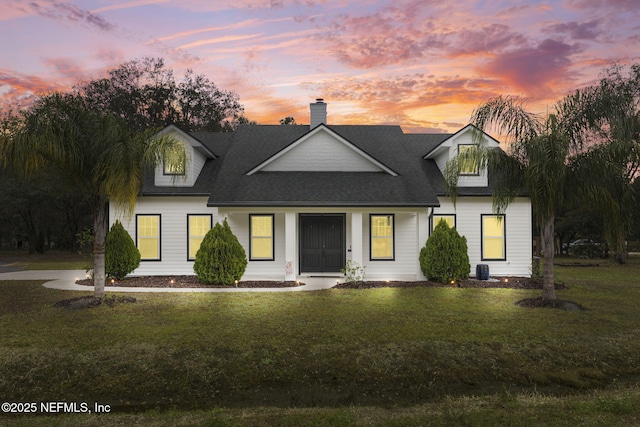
[{"xmin": 141, "ymin": 124, "xmax": 496, "ymax": 204}]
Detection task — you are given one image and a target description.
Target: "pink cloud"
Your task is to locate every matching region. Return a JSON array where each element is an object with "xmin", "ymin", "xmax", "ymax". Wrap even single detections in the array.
[
  {"xmin": 478, "ymin": 39, "xmax": 581, "ymax": 98},
  {"xmin": 320, "ymin": 3, "xmax": 527, "ymax": 68},
  {"xmin": 0, "ymin": 1, "xmax": 33, "ymax": 20},
  {"xmin": 544, "ymin": 20, "xmax": 604, "ymax": 41},
  {"xmin": 566, "ymin": 0, "xmax": 640, "ymax": 12},
  {"xmin": 447, "ymin": 24, "xmax": 527, "ymax": 57}
]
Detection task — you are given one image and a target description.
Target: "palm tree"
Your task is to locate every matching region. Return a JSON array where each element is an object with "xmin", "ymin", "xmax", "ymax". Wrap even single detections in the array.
[
  {"xmin": 446, "ymin": 96, "xmax": 575, "ymax": 300},
  {"xmin": 559, "ymin": 64, "xmax": 640, "ymax": 263},
  {"xmin": 0, "ymin": 92, "xmax": 184, "ymax": 297}
]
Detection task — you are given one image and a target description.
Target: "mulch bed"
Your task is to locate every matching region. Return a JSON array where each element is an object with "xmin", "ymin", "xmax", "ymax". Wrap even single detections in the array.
[
  {"xmin": 76, "ymin": 276, "xmax": 303, "ymax": 288},
  {"xmin": 335, "ymin": 277, "xmax": 566, "ymax": 290},
  {"xmin": 76, "ymin": 275, "xmax": 566, "ymax": 290}
]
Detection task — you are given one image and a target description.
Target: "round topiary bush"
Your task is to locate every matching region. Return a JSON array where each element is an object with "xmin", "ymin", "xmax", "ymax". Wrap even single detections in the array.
[
  {"xmin": 105, "ymin": 220, "xmax": 141, "ymax": 280},
  {"xmin": 194, "ymin": 219, "xmax": 247, "ymax": 285},
  {"xmin": 420, "ymin": 219, "xmax": 470, "ymax": 283}
]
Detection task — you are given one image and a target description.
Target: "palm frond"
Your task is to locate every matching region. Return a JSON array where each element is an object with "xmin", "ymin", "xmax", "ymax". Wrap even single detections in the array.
[{"xmin": 471, "ymin": 95, "xmax": 543, "ymax": 146}]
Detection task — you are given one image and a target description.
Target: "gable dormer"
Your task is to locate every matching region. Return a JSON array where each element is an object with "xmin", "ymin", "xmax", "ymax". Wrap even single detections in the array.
[
  {"xmin": 153, "ymin": 125, "xmax": 216, "ymax": 187},
  {"xmin": 246, "ymin": 124, "xmax": 398, "ymax": 175},
  {"xmin": 424, "ymin": 124, "xmax": 500, "ymax": 187}
]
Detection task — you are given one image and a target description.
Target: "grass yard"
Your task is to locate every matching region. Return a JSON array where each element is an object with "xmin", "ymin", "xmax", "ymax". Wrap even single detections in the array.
[{"xmin": 0, "ymin": 257, "xmax": 639, "ymax": 425}]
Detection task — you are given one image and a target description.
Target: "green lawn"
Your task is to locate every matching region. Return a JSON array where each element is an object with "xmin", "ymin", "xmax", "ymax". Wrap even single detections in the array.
[{"xmin": 1, "ymin": 257, "xmax": 639, "ymax": 426}]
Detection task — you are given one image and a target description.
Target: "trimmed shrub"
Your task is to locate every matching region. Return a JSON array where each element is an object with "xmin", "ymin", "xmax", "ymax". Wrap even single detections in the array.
[
  {"xmin": 194, "ymin": 219, "xmax": 247, "ymax": 285},
  {"xmin": 420, "ymin": 219, "xmax": 470, "ymax": 283},
  {"xmin": 105, "ymin": 220, "xmax": 141, "ymax": 280}
]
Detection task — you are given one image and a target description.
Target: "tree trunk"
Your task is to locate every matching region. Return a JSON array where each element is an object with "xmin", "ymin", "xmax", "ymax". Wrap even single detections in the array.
[
  {"xmin": 612, "ymin": 232, "xmax": 627, "ymax": 264},
  {"xmin": 541, "ymin": 215, "xmax": 557, "ymax": 300},
  {"xmin": 614, "ymin": 245, "xmax": 628, "ymax": 264},
  {"xmin": 92, "ymin": 201, "xmax": 108, "ymax": 298}
]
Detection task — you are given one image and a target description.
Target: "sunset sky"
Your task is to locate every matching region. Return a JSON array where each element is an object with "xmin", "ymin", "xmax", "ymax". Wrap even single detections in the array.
[{"xmin": 1, "ymin": 0, "xmax": 638, "ymax": 133}]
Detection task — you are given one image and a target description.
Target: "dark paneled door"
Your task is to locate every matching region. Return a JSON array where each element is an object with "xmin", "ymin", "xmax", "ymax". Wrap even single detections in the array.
[{"xmin": 299, "ymin": 214, "xmax": 345, "ymax": 273}]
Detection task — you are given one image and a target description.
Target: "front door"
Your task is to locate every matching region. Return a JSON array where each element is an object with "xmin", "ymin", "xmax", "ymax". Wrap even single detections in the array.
[{"xmin": 299, "ymin": 214, "xmax": 345, "ymax": 274}]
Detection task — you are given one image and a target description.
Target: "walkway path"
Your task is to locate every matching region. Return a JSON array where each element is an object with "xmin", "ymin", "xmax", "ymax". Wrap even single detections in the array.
[{"xmin": 0, "ymin": 270, "xmax": 339, "ymax": 292}]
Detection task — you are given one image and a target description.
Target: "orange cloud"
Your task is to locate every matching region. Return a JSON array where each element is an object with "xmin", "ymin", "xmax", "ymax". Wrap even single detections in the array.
[{"xmin": 0, "ymin": 69, "xmax": 68, "ymax": 112}]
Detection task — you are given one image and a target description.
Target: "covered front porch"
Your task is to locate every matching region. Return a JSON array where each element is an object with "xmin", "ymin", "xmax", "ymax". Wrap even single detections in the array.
[{"xmin": 220, "ymin": 207, "xmax": 431, "ymax": 283}]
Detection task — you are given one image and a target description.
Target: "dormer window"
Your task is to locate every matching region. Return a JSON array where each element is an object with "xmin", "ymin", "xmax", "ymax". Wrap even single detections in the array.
[
  {"xmin": 163, "ymin": 159, "xmax": 185, "ymax": 175},
  {"xmin": 458, "ymin": 144, "xmax": 479, "ymax": 176},
  {"xmin": 162, "ymin": 141, "xmax": 187, "ymax": 176}
]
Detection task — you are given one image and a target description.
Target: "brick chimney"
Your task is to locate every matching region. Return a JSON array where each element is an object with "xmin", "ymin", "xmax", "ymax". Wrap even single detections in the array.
[{"xmin": 310, "ymin": 98, "xmax": 327, "ymax": 128}]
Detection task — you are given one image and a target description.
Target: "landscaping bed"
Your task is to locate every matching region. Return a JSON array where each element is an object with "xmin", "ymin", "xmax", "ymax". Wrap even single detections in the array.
[
  {"xmin": 75, "ymin": 275, "xmax": 565, "ymax": 290},
  {"xmin": 76, "ymin": 276, "xmax": 303, "ymax": 288},
  {"xmin": 336, "ymin": 277, "xmax": 566, "ymax": 290}
]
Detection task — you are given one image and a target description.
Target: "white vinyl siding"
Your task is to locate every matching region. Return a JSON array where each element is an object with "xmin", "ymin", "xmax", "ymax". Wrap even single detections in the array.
[
  {"xmin": 260, "ymin": 128, "xmax": 385, "ymax": 172},
  {"xmin": 112, "ymin": 198, "xmax": 532, "ymax": 279},
  {"xmin": 227, "ymin": 212, "xmax": 285, "ymax": 280},
  {"xmin": 112, "ymin": 197, "xmax": 212, "ymax": 275},
  {"xmin": 363, "ymin": 211, "xmax": 418, "ymax": 280},
  {"xmin": 432, "ymin": 197, "xmax": 531, "ymax": 277}
]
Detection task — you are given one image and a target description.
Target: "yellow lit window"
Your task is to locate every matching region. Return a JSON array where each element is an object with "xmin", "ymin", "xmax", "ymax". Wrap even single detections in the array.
[
  {"xmin": 188, "ymin": 215, "xmax": 212, "ymax": 260},
  {"xmin": 250, "ymin": 215, "xmax": 274, "ymax": 260},
  {"xmin": 459, "ymin": 144, "xmax": 479, "ymax": 175},
  {"xmin": 137, "ymin": 215, "xmax": 160, "ymax": 260},
  {"xmin": 371, "ymin": 215, "xmax": 394, "ymax": 260},
  {"xmin": 164, "ymin": 161, "xmax": 185, "ymax": 175},
  {"xmin": 432, "ymin": 215, "xmax": 456, "ymax": 231},
  {"xmin": 163, "ymin": 143, "xmax": 186, "ymax": 175},
  {"xmin": 482, "ymin": 215, "xmax": 505, "ymax": 260}
]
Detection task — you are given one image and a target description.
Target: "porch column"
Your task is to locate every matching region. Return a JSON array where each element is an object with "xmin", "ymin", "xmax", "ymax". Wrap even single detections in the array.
[
  {"xmin": 210, "ymin": 207, "xmax": 220, "ymax": 224},
  {"xmin": 417, "ymin": 209, "xmax": 429, "ymax": 280},
  {"xmin": 351, "ymin": 212, "xmax": 363, "ymax": 268},
  {"xmin": 285, "ymin": 212, "xmax": 297, "ymax": 281}
]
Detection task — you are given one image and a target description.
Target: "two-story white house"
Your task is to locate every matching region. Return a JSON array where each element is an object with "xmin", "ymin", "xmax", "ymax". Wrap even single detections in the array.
[{"xmin": 110, "ymin": 99, "xmax": 532, "ymax": 281}]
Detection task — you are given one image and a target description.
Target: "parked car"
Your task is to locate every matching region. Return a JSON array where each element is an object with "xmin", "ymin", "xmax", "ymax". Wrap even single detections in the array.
[
  {"xmin": 569, "ymin": 239, "xmax": 597, "ymax": 248},
  {"xmin": 568, "ymin": 239, "xmax": 605, "ymax": 258}
]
